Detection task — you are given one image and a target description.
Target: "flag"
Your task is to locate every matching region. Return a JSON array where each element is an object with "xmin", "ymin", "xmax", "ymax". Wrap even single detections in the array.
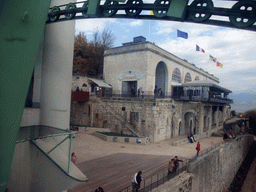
[
  {"xmin": 196, "ymin": 45, "xmax": 205, "ymax": 53},
  {"xmin": 177, "ymin": 29, "xmax": 188, "ymax": 39},
  {"xmin": 209, "ymin": 55, "xmax": 217, "ymax": 62},
  {"xmin": 216, "ymin": 61, "xmax": 223, "ymax": 68}
]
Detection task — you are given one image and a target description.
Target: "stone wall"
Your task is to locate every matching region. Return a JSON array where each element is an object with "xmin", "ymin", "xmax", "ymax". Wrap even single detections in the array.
[
  {"xmin": 70, "ymin": 98, "xmax": 231, "ymax": 143},
  {"xmin": 152, "ymin": 135, "xmax": 254, "ymax": 192},
  {"xmin": 187, "ymin": 135, "xmax": 254, "ymax": 192},
  {"xmin": 151, "ymin": 172, "xmax": 193, "ymax": 192}
]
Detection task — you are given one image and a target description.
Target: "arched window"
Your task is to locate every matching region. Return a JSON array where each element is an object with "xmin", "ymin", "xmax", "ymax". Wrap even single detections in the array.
[
  {"xmin": 172, "ymin": 68, "xmax": 181, "ymax": 83},
  {"xmin": 184, "ymin": 72, "xmax": 191, "ymax": 83},
  {"xmin": 82, "ymin": 83, "xmax": 87, "ymax": 87},
  {"xmin": 195, "ymin": 76, "xmax": 199, "ymax": 81}
]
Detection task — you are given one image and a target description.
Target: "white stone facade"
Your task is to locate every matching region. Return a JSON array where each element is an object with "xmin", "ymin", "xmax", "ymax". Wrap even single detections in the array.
[{"xmin": 104, "ymin": 40, "xmax": 219, "ymax": 95}]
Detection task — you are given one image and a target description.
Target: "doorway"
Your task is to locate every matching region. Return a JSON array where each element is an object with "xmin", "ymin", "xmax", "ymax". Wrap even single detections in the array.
[{"xmin": 122, "ymin": 81, "xmax": 137, "ymax": 97}]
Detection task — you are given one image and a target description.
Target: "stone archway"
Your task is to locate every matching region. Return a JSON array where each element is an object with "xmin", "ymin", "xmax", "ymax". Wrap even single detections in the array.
[
  {"xmin": 178, "ymin": 121, "xmax": 182, "ymax": 136},
  {"xmin": 155, "ymin": 62, "xmax": 168, "ymax": 96},
  {"xmin": 184, "ymin": 111, "xmax": 195, "ymax": 135}
]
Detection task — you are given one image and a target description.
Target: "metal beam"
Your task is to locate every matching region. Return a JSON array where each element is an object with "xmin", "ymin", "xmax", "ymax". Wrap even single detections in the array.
[
  {"xmin": 46, "ymin": 1, "xmax": 256, "ymax": 31},
  {"xmin": 0, "ymin": 0, "xmax": 51, "ymax": 191}
]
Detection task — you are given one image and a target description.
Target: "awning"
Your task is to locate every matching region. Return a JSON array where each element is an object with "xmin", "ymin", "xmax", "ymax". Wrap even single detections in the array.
[
  {"xmin": 88, "ymin": 78, "xmax": 112, "ymax": 88},
  {"xmin": 171, "ymin": 81, "xmax": 182, "ymax": 86}
]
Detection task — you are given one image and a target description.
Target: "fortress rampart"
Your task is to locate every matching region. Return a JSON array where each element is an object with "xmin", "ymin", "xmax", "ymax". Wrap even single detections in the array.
[{"xmin": 151, "ymin": 135, "xmax": 254, "ymax": 192}]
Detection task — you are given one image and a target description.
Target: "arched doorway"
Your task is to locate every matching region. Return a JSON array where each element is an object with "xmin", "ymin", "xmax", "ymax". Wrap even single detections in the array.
[
  {"xmin": 190, "ymin": 120, "xmax": 193, "ymax": 133},
  {"xmin": 178, "ymin": 122, "xmax": 181, "ymax": 136},
  {"xmin": 184, "ymin": 111, "xmax": 195, "ymax": 135},
  {"xmin": 155, "ymin": 62, "xmax": 168, "ymax": 96}
]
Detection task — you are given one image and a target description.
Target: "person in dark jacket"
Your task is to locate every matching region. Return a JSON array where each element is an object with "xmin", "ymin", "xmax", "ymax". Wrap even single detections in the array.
[
  {"xmin": 172, "ymin": 156, "xmax": 183, "ymax": 172},
  {"xmin": 132, "ymin": 171, "xmax": 143, "ymax": 192},
  {"xmin": 95, "ymin": 187, "xmax": 104, "ymax": 192}
]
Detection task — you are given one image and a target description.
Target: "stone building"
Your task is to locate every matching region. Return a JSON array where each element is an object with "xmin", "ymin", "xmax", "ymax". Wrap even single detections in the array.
[
  {"xmin": 70, "ymin": 36, "xmax": 232, "ymax": 143},
  {"xmin": 104, "ymin": 36, "xmax": 218, "ymax": 96}
]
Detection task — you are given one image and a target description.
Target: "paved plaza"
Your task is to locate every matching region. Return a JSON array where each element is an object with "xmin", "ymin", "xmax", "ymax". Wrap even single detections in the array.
[{"xmin": 68, "ymin": 128, "xmax": 224, "ymax": 192}]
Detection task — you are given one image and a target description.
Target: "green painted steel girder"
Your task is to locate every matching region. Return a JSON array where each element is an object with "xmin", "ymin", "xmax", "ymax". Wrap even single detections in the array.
[
  {"xmin": 87, "ymin": 0, "xmax": 101, "ymax": 15},
  {"xmin": 46, "ymin": 0, "xmax": 256, "ymax": 31},
  {"xmin": 0, "ymin": 0, "xmax": 51, "ymax": 191},
  {"xmin": 167, "ymin": 0, "xmax": 189, "ymax": 19}
]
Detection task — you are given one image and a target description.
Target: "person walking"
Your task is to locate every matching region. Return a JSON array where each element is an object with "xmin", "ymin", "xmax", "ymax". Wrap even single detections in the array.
[
  {"xmin": 154, "ymin": 86, "xmax": 158, "ymax": 98},
  {"xmin": 95, "ymin": 187, "xmax": 104, "ymax": 192},
  {"xmin": 71, "ymin": 152, "xmax": 77, "ymax": 164},
  {"xmin": 132, "ymin": 171, "xmax": 143, "ymax": 192},
  {"xmin": 137, "ymin": 87, "xmax": 141, "ymax": 98},
  {"xmin": 172, "ymin": 156, "xmax": 183, "ymax": 172},
  {"xmin": 167, "ymin": 159, "xmax": 175, "ymax": 179},
  {"xmin": 196, "ymin": 141, "xmax": 201, "ymax": 156}
]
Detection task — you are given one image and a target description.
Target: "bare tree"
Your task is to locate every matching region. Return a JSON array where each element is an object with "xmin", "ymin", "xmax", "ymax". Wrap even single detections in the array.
[
  {"xmin": 73, "ymin": 28, "xmax": 116, "ymax": 76},
  {"xmin": 101, "ymin": 28, "xmax": 115, "ymax": 49}
]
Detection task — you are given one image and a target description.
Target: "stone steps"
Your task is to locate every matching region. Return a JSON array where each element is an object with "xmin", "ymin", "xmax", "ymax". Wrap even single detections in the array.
[{"xmin": 93, "ymin": 96, "xmax": 142, "ymax": 137}]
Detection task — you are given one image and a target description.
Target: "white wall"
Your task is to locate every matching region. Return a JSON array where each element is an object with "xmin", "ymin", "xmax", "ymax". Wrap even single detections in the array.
[{"xmin": 104, "ymin": 42, "xmax": 219, "ymax": 94}]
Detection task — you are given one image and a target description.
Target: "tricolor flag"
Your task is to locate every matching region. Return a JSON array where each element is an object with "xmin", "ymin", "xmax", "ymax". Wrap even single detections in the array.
[
  {"xmin": 196, "ymin": 45, "xmax": 205, "ymax": 53},
  {"xmin": 177, "ymin": 29, "xmax": 188, "ymax": 39},
  {"xmin": 209, "ymin": 55, "xmax": 217, "ymax": 62},
  {"xmin": 216, "ymin": 61, "xmax": 223, "ymax": 68}
]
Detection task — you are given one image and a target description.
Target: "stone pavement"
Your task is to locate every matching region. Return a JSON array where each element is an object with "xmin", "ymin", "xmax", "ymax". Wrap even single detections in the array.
[{"xmin": 68, "ymin": 128, "xmax": 224, "ymax": 192}]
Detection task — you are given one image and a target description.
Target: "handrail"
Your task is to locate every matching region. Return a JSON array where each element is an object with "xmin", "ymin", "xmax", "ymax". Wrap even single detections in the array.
[
  {"xmin": 119, "ymin": 160, "xmax": 188, "ymax": 192},
  {"xmin": 16, "ymin": 131, "xmax": 77, "ymax": 144},
  {"xmin": 119, "ymin": 136, "xmax": 250, "ymax": 192},
  {"xmin": 94, "ymin": 96, "xmax": 142, "ymax": 137}
]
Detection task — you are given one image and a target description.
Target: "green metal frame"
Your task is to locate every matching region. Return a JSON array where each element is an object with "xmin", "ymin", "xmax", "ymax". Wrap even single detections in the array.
[
  {"xmin": 31, "ymin": 131, "xmax": 75, "ymax": 174},
  {"xmin": 47, "ymin": 0, "xmax": 256, "ymax": 31},
  {"xmin": 1, "ymin": 0, "xmax": 255, "ymax": 191},
  {"xmin": 0, "ymin": 0, "xmax": 51, "ymax": 191}
]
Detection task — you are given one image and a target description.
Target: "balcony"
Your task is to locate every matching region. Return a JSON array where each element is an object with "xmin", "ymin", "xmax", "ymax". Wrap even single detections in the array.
[
  {"xmin": 172, "ymin": 80, "xmax": 233, "ymax": 104},
  {"xmin": 71, "ymin": 91, "xmax": 89, "ymax": 102}
]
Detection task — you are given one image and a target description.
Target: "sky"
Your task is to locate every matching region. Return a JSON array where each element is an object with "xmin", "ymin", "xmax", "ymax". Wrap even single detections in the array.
[{"xmin": 75, "ymin": 0, "xmax": 256, "ymax": 112}]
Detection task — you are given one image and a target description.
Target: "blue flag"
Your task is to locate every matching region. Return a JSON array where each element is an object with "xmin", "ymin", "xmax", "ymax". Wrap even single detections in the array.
[{"xmin": 177, "ymin": 29, "xmax": 188, "ymax": 39}]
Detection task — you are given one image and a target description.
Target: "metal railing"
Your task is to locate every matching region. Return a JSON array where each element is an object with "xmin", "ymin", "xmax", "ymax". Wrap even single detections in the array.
[
  {"xmin": 102, "ymin": 90, "xmax": 173, "ymax": 99},
  {"xmin": 188, "ymin": 141, "xmax": 225, "ymax": 163},
  {"xmin": 119, "ymin": 137, "xmax": 236, "ymax": 192},
  {"xmin": 119, "ymin": 160, "xmax": 188, "ymax": 192},
  {"xmin": 95, "ymin": 90, "xmax": 232, "ymax": 104},
  {"xmin": 172, "ymin": 95, "xmax": 233, "ymax": 104}
]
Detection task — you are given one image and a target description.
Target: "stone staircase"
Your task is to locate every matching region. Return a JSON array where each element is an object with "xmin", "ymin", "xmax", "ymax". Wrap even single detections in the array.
[{"xmin": 92, "ymin": 96, "xmax": 142, "ymax": 137}]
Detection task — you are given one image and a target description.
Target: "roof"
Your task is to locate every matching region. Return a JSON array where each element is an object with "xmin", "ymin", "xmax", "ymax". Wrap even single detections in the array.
[
  {"xmin": 88, "ymin": 78, "xmax": 112, "ymax": 88},
  {"xmin": 181, "ymin": 80, "xmax": 232, "ymax": 93}
]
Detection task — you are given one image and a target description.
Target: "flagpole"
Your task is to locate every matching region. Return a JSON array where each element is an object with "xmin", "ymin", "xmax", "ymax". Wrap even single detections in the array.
[{"xmin": 149, "ymin": 20, "xmax": 151, "ymax": 42}]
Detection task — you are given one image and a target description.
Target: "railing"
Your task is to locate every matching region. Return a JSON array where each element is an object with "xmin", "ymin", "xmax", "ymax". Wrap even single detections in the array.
[
  {"xmin": 188, "ymin": 141, "xmax": 225, "ymax": 163},
  {"xmin": 97, "ymin": 90, "xmax": 233, "ymax": 104},
  {"xmin": 119, "ymin": 137, "xmax": 234, "ymax": 192},
  {"xmin": 119, "ymin": 160, "xmax": 188, "ymax": 192},
  {"xmin": 172, "ymin": 95, "xmax": 233, "ymax": 104},
  {"xmin": 103, "ymin": 90, "xmax": 173, "ymax": 99},
  {"xmin": 93, "ymin": 96, "xmax": 142, "ymax": 137}
]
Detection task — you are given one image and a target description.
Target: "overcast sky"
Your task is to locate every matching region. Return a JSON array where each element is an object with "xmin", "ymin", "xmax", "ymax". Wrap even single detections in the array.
[{"xmin": 75, "ymin": 0, "xmax": 256, "ymax": 112}]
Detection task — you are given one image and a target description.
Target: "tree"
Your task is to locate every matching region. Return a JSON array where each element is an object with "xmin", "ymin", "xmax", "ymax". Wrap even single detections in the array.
[
  {"xmin": 73, "ymin": 28, "xmax": 115, "ymax": 76},
  {"xmin": 244, "ymin": 109, "xmax": 256, "ymax": 135}
]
